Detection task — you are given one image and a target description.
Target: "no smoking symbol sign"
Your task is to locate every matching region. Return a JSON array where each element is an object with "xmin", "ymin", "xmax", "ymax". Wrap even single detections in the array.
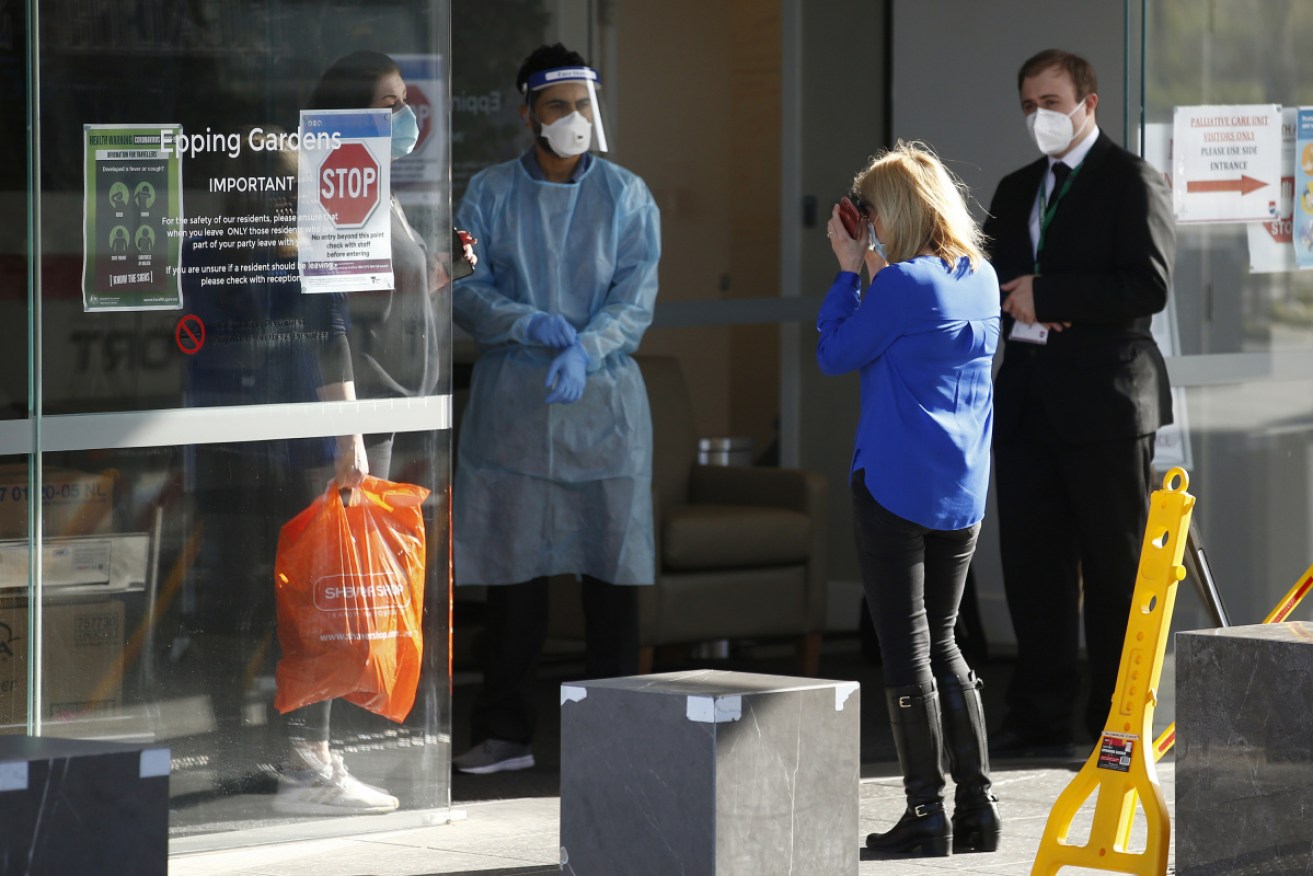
[{"xmin": 175, "ymin": 314, "xmax": 206, "ymax": 355}]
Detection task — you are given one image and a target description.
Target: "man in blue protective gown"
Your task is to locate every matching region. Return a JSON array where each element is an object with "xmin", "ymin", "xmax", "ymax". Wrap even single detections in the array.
[{"xmin": 451, "ymin": 43, "xmax": 661, "ymax": 774}]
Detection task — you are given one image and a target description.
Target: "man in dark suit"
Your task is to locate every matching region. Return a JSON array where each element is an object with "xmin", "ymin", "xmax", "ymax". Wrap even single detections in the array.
[{"xmin": 982, "ymin": 49, "xmax": 1176, "ymax": 756}]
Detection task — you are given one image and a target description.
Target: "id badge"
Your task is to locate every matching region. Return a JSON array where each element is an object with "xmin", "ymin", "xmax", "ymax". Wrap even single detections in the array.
[{"xmin": 1009, "ymin": 321, "xmax": 1049, "ymax": 345}]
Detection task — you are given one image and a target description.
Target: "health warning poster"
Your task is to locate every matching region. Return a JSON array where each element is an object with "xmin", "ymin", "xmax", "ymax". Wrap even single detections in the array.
[
  {"xmin": 297, "ymin": 109, "xmax": 394, "ymax": 294},
  {"xmin": 1294, "ymin": 108, "xmax": 1313, "ymax": 270},
  {"xmin": 82, "ymin": 124, "xmax": 183, "ymax": 311},
  {"xmin": 1247, "ymin": 108, "xmax": 1302, "ymax": 274}
]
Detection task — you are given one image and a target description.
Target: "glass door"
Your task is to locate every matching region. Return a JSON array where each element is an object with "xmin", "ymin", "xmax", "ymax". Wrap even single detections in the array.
[
  {"xmin": 6, "ymin": 0, "xmax": 455, "ymax": 851},
  {"xmin": 1138, "ymin": 0, "xmax": 1313, "ymax": 632}
]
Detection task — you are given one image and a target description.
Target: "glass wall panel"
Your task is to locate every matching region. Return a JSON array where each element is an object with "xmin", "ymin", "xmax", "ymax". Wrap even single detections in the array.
[
  {"xmin": 27, "ymin": 437, "xmax": 451, "ymax": 839},
  {"xmin": 1146, "ymin": 0, "xmax": 1313, "ymax": 358},
  {"xmin": 0, "ymin": 456, "xmax": 31, "ymax": 735},
  {"xmin": 1141, "ymin": 0, "xmax": 1313, "ymax": 684},
  {"xmin": 0, "ymin": 3, "xmax": 26, "ymax": 423},
  {"xmin": 38, "ymin": 1, "xmax": 455, "ymax": 415},
  {"xmin": 1170, "ymin": 380, "xmax": 1313, "ymax": 627},
  {"xmin": 22, "ymin": 0, "xmax": 454, "ymax": 850}
]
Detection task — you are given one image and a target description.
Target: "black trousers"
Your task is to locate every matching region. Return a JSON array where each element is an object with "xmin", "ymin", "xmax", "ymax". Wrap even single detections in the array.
[
  {"xmin": 995, "ymin": 407, "xmax": 1154, "ymax": 742},
  {"xmin": 851, "ymin": 470, "xmax": 980, "ymax": 690},
  {"xmin": 470, "ymin": 576, "xmax": 639, "ymax": 745}
]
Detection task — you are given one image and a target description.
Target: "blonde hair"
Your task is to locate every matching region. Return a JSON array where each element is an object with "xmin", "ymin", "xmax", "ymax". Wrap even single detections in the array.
[{"xmin": 852, "ymin": 140, "xmax": 984, "ymax": 270}]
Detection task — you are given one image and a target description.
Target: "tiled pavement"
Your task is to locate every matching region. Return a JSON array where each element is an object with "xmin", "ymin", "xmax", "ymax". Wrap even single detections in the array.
[{"xmin": 171, "ymin": 641, "xmax": 1177, "ymax": 875}]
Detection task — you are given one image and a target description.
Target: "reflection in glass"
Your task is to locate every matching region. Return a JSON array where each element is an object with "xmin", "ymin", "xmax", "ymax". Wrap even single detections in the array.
[
  {"xmin": 26, "ymin": 0, "xmax": 454, "ymax": 847},
  {"xmin": 29, "ymin": 435, "xmax": 450, "ymax": 836},
  {"xmin": 38, "ymin": 1, "xmax": 454, "ymax": 415},
  {"xmin": 1146, "ymin": 0, "xmax": 1313, "ymax": 357},
  {"xmin": 1133, "ymin": 1, "xmax": 1313, "ymax": 747}
]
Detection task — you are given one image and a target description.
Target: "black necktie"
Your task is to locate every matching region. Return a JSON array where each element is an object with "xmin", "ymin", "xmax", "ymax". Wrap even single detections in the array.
[{"xmin": 1047, "ymin": 162, "xmax": 1071, "ymax": 211}]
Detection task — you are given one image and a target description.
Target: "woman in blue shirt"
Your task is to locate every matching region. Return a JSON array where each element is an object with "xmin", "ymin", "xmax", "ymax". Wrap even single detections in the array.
[{"xmin": 817, "ymin": 141, "xmax": 1001, "ymax": 858}]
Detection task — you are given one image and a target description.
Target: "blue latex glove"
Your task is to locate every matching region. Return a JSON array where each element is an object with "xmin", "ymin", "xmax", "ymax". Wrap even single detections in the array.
[
  {"xmin": 526, "ymin": 312, "xmax": 577, "ymax": 348},
  {"xmin": 544, "ymin": 344, "xmax": 589, "ymax": 404}
]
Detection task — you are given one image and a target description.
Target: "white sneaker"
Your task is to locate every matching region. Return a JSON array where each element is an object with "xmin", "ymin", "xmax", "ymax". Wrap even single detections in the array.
[
  {"xmin": 453, "ymin": 739, "xmax": 535, "ymax": 774},
  {"xmin": 273, "ymin": 751, "xmax": 399, "ymax": 816}
]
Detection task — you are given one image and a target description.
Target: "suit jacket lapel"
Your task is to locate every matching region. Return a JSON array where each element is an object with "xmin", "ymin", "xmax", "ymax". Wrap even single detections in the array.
[{"xmin": 1060, "ymin": 131, "xmax": 1113, "ymax": 206}]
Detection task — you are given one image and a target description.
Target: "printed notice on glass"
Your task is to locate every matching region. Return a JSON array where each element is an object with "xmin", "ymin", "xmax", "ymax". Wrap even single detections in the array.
[
  {"xmin": 1248, "ymin": 108, "xmax": 1301, "ymax": 274},
  {"xmin": 81, "ymin": 124, "xmax": 184, "ymax": 311},
  {"xmin": 391, "ymin": 54, "xmax": 446, "ymax": 210},
  {"xmin": 1172, "ymin": 104, "xmax": 1282, "ymax": 223},
  {"xmin": 297, "ymin": 109, "xmax": 394, "ymax": 294},
  {"xmin": 1294, "ymin": 108, "xmax": 1313, "ymax": 270},
  {"xmin": 388, "ymin": 52, "xmax": 446, "ymax": 242}
]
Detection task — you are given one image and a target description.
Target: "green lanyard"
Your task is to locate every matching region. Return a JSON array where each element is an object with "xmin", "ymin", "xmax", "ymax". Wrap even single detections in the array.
[{"xmin": 1034, "ymin": 161, "xmax": 1082, "ymax": 273}]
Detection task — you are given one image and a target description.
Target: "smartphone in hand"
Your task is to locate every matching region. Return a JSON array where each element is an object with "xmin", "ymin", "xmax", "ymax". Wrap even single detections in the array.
[
  {"xmin": 452, "ymin": 228, "xmax": 477, "ymax": 279},
  {"xmin": 837, "ymin": 196, "xmax": 863, "ymax": 239}
]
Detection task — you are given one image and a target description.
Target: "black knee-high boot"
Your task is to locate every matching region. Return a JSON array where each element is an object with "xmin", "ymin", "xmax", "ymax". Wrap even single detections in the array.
[
  {"xmin": 939, "ymin": 672, "xmax": 1001, "ymax": 853},
  {"xmin": 865, "ymin": 682, "xmax": 951, "ymax": 857}
]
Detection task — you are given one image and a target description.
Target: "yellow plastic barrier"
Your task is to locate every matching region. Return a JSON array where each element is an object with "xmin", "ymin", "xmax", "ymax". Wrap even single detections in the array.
[
  {"xmin": 1031, "ymin": 468, "xmax": 1193, "ymax": 876},
  {"xmin": 1260, "ymin": 561, "xmax": 1313, "ymax": 624}
]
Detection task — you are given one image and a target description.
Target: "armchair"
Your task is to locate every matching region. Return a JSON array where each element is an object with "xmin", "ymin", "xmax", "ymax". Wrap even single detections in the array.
[{"xmin": 549, "ymin": 355, "xmax": 828, "ymax": 675}]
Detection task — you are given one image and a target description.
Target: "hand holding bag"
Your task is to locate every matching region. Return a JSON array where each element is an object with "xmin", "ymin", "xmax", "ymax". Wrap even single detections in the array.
[{"xmin": 273, "ymin": 475, "xmax": 430, "ymax": 723}]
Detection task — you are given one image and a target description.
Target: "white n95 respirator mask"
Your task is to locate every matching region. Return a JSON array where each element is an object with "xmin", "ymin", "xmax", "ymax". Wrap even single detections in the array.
[
  {"xmin": 1027, "ymin": 103, "xmax": 1084, "ymax": 156},
  {"xmin": 539, "ymin": 111, "xmax": 593, "ymax": 158}
]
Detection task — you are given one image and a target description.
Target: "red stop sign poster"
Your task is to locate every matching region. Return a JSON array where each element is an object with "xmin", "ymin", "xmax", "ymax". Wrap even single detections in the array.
[
  {"xmin": 319, "ymin": 142, "xmax": 381, "ymax": 228},
  {"xmin": 297, "ymin": 109, "xmax": 394, "ymax": 294}
]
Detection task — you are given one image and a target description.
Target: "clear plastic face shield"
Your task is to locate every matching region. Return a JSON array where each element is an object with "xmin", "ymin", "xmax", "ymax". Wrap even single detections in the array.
[{"xmin": 523, "ymin": 66, "xmax": 608, "ymax": 156}]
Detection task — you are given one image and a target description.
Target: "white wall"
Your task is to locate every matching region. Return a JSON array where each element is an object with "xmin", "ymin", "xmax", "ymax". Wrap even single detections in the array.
[
  {"xmin": 890, "ymin": 1, "xmax": 1127, "ymax": 221},
  {"xmin": 889, "ymin": 1, "xmax": 1127, "ymax": 647}
]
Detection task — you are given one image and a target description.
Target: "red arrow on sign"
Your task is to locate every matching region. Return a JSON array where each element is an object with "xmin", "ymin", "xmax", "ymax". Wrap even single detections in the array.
[{"xmin": 1187, "ymin": 175, "xmax": 1268, "ymax": 195}]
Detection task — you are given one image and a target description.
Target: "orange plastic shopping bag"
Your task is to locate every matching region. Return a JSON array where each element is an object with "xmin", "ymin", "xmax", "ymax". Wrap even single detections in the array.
[{"xmin": 273, "ymin": 476, "xmax": 430, "ymax": 723}]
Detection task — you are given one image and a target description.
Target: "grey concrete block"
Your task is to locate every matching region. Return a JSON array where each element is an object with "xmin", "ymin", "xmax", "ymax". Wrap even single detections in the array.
[
  {"xmin": 560, "ymin": 669, "xmax": 859, "ymax": 875},
  {"xmin": 1177, "ymin": 622, "xmax": 1313, "ymax": 875},
  {"xmin": 0, "ymin": 735, "xmax": 170, "ymax": 875}
]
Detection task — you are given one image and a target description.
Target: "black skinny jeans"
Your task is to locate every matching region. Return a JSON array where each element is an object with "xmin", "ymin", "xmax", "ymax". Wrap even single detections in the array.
[{"xmin": 851, "ymin": 470, "xmax": 980, "ymax": 690}]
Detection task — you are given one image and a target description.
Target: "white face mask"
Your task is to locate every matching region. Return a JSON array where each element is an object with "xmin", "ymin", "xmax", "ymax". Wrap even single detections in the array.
[
  {"xmin": 538, "ymin": 111, "xmax": 592, "ymax": 157},
  {"xmin": 1027, "ymin": 102, "xmax": 1085, "ymax": 156}
]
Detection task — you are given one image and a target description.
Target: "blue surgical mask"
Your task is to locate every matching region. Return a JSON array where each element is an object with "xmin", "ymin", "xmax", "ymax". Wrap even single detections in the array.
[
  {"xmin": 868, "ymin": 222, "xmax": 888, "ymax": 261},
  {"xmin": 391, "ymin": 105, "xmax": 419, "ymax": 159}
]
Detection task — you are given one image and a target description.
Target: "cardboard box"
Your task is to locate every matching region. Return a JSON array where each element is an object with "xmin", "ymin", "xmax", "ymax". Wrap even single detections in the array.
[
  {"xmin": 0, "ymin": 465, "xmax": 115, "ymax": 540},
  {"xmin": 0, "ymin": 598, "xmax": 125, "ymax": 728},
  {"xmin": 0, "ymin": 537, "xmax": 118, "ymax": 592}
]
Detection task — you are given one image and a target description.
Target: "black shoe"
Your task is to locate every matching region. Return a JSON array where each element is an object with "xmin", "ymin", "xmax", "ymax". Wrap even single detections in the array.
[
  {"xmin": 938, "ymin": 673, "xmax": 1001, "ymax": 854},
  {"xmin": 868, "ymin": 684, "xmax": 952, "ymax": 857},
  {"xmin": 987, "ymin": 728, "xmax": 1075, "ymax": 760},
  {"xmin": 952, "ymin": 796, "xmax": 1001, "ymax": 853},
  {"xmin": 866, "ymin": 803, "xmax": 952, "ymax": 857}
]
